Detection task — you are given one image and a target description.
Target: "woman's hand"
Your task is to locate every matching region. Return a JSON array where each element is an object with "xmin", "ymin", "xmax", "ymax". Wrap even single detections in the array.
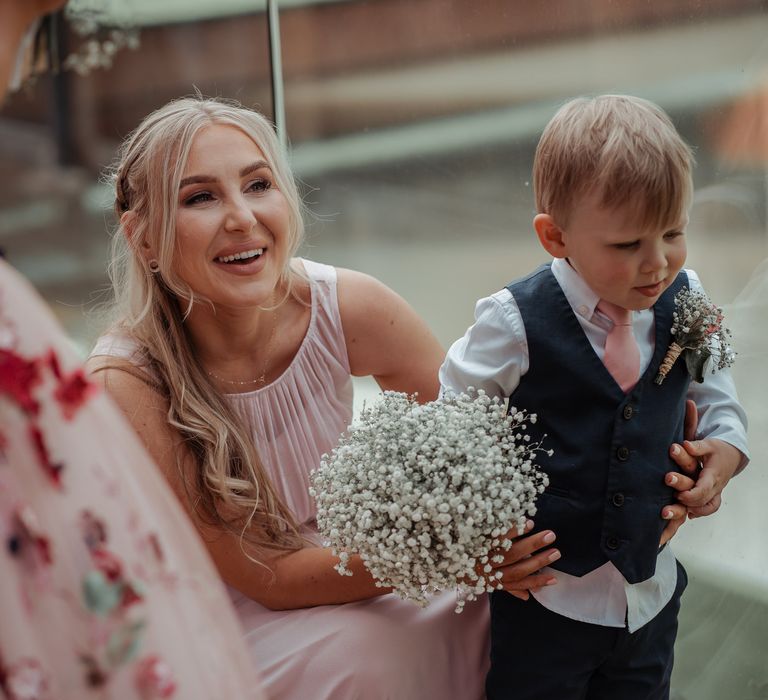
[
  {"xmin": 659, "ymin": 399, "xmax": 700, "ymax": 545},
  {"xmin": 669, "ymin": 438, "xmax": 742, "ymax": 518},
  {"xmin": 488, "ymin": 521, "xmax": 560, "ymax": 601}
]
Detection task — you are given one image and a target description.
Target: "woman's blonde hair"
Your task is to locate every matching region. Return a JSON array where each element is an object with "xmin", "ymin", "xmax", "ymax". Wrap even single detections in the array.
[
  {"xmin": 533, "ymin": 94, "xmax": 694, "ymax": 231},
  {"xmin": 104, "ymin": 96, "xmax": 306, "ymax": 561}
]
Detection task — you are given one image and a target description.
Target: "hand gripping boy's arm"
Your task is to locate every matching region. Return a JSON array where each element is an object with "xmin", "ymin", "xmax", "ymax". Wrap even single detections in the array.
[
  {"xmin": 660, "ymin": 400, "xmax": 705, "ymax": 543},
  {"xmin": 666, "ymin": 270, "xmax": 749, "ymax": 519},
  {"xmin": 670, "ymin": 438, "xmax": 743, "ymax": 519}
]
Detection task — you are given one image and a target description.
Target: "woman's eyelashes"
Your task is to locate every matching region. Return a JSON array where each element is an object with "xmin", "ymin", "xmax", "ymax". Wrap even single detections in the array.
[
  {"xmin": 182, "ymin": 178, "xmax": 272, "ymax": 206},
  {"xmin": 183, "ymin": 190, "xmax": 214, "ymax": 206},
  {"xmin": 246, "ymin": 177, "xmax": 271, "ymax": 193}
]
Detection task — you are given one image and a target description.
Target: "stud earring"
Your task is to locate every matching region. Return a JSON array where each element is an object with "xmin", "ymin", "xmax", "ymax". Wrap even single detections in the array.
[{"xmin": 148, "ymin": 259, "xmax": 160, "ymax": 273}]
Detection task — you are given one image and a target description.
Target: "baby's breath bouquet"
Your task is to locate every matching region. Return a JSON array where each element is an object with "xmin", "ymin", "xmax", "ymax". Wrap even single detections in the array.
[
  {"xmin": 655, "ymin": 287, "xmax": 736, "ymax": 385},
  {"xmin": 310, "ymin": 390, "xmax": 549, "ymax": 611}
]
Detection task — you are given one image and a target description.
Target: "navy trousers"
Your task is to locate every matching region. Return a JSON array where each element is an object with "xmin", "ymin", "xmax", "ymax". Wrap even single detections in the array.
[{"xmin": 486, "ymin": 561, "xmax": 688, "ymax": 700}]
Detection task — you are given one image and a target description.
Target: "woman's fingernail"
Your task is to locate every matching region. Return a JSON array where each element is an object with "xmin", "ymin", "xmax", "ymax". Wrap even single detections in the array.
[
  {"xmin": 546, "ymin": 577, "xmax": 557, "ymax": 586},
  {"xmin": 525, "ymin": 519, "xmax": 534, "ymax": 531},
  {"xmin": 663, "ymin": 509, "xmax": 673, "ymax": 519},
  {"xmin": 667, "ymin": 474, "xmax": 678, "ymax": 485},
  {"xmin": 548, "ymin": 550, "xmax": 561, "ymax": 562},
  {"xmin": 671, "ymin": 445, "xmax": 680, "ymax": 456},
  {"xmin": 543, "ymin": 531, "xmax": 556, "ymax": 544}
]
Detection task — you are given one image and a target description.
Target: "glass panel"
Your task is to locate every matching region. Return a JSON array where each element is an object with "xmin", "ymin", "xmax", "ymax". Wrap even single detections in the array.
[
  {"xmin": 280, "ymin": 1, "xmax": 768, "ymax": 696},
  {"xmin": 0, "ymin": 1, "xmax": 270, "ymax": 353},
  {"xmin": 3, "ymin": 1, "xmax": 766, "ymax": 695}
]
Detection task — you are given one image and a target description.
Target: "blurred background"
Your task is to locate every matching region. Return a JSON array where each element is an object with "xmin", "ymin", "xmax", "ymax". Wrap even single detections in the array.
[{"xmin": 1, "ymin": 1, "xmax": 766, "ymax": 697}]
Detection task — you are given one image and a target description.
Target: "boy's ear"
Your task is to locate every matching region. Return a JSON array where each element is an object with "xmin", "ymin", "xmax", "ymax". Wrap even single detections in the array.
[
  {"xmin": 120, "ymin": 210, "xmax": 154, "ymax": 262},
  {"xmin": 533, "ymin": 214, "xmax": 568, "ymax": 259}
]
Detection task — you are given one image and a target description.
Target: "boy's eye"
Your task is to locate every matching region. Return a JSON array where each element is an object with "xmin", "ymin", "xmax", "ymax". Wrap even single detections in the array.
[
  {"xmin": 612, "ymin": 241, "xmax": 640, "ymax": 250},
  {"xmin": 664, "ymin": 230, "xmax": 684, "ymax": 240}
]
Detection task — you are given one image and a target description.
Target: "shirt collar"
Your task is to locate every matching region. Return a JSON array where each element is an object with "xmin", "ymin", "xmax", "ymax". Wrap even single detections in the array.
[{"xmin": 550, "ymin": 257, "xmax": 601, "ymax": 321}]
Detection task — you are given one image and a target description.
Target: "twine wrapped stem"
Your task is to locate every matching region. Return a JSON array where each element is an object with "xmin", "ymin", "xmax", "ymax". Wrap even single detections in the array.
[{"xmin": 655, "ymin": 342, "xmax": 684, "ymax": 385}]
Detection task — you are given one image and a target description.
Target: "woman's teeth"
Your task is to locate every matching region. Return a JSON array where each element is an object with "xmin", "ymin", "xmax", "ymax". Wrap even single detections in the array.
[{"xmin": 216, "ymin": 248, "xmax": 264, "ymax": 263}]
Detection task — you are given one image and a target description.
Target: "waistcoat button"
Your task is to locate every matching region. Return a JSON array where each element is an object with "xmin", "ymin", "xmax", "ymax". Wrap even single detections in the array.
[
  {"xmin": 617, "ymin": 446, "xmax": 630, "ymax": 461},
  {"xmin": 612, "ymin": 493, "xmax": 625, "ymax": 507},
  {"xmin": 606, "ymin": 536, "xmax": 620, "ymax": 550},
  {"xmin": 623, "ymin": 405, "xmax": 634, "ymax": 420}
]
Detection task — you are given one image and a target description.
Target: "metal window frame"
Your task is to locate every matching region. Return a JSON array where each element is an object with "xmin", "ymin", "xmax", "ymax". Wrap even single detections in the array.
[{"xmin": 267, "ymin": 0, "xmax": 287, "ymax": 149}]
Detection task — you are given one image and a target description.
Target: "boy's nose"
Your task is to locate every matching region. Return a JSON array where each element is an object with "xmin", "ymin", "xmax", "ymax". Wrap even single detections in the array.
[{"xmin": 641, "ymin": 246, "xmax": 667, "ymax": 273}]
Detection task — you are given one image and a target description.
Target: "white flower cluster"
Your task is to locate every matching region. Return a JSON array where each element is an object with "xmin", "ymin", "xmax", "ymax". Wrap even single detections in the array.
[
  {"xmin": 310, "ymin": 390, "xmax": 550, "ymax": 611},
  {"xmin": 63, "ymin": 0, "xmax": 140, "ymax": 76}
]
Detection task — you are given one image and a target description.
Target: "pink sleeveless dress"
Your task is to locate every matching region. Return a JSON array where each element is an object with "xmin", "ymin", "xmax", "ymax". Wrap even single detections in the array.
[
  {"xmin": 1, "ymin": 260, "xmax": 263, "ymax": 699},
  {"xmin": 94, "ymin": 259, "xmax": 490, "ymax": 700}
]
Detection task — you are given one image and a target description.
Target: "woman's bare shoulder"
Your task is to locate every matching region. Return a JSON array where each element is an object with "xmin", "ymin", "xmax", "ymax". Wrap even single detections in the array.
[{"xmin": 86, "ymin": 355, "xmax": 162, "ymax": 410}]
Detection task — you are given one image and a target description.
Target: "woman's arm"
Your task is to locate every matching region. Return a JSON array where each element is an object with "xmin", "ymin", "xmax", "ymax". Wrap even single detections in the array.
[
  {"xmin": 336, "ymin": 268, "xmax": 445, "ymax": 401},
  {"xmin": 85, "ymin": 358, "xmax": 386, "ymax": 608}
]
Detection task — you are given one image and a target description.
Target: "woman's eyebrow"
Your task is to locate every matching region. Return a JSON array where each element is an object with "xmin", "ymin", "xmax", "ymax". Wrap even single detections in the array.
[
  {"xmin": 240, "ymin": 160, "xmax": 271, "ymax": 177},
  {"xmin": 179, "ymin": 161, "xmax": 271, "ymax": 188},
  {"xmin": 179, "ymin": 174, "xmax": 216, "ymax": 187}
]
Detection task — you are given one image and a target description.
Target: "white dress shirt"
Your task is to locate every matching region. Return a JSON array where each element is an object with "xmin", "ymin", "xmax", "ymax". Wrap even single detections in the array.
[{"xmin": 440, "ymin": 257, "xmax": 749, "ymax": 632}]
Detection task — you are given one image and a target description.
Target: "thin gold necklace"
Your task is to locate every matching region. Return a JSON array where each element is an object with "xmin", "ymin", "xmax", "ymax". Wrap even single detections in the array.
[{"xmin": 207, "ymin": 310, "xmax": 279, "ymax": 387}]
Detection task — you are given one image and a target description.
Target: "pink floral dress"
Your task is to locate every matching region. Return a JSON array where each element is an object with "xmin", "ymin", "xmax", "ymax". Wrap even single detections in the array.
[{"xmin": 0, "ymin": 260, "xmax": 264, "ymax": 700}]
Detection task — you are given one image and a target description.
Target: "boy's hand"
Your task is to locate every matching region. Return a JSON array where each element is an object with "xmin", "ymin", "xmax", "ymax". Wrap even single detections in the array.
[{"xmin": 672, "ymin": 438, "xmax": 743, "ymax": 518}]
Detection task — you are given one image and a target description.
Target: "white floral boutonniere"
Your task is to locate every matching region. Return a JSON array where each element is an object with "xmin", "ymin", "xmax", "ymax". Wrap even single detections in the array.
[
  {"xmin": 655, "ymin": 288, "xmax": 736, "ymax": 385},
  {"xmin": 310, "ymin": 390, "xmax": 550, "ymax": 612}
]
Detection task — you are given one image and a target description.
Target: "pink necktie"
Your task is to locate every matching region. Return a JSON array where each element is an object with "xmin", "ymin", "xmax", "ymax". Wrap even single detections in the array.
[{"xmin": 597, "ymin": 300, "xmax": 640, "ymax": 393}]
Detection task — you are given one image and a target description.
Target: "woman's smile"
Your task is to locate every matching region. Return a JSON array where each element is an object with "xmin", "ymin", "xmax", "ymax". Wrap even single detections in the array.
[{"xmin": 213, "ymin": 244, "xmax": 268, "ymax": 275}]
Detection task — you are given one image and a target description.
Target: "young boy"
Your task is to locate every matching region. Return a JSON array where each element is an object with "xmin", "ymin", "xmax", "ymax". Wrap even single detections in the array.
[{"xmin": 440, "ymin": 95, "xmax": 748, "ymax": 700}]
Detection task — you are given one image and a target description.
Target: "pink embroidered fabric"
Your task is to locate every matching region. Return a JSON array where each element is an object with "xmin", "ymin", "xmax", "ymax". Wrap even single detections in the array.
[
  {"xmin": 0, "ymin": 261, "xmax": 263, "ymax": 700},
  {"xmin": 93, "ymin": 259, "xmax": 490, "ymax": 700}
]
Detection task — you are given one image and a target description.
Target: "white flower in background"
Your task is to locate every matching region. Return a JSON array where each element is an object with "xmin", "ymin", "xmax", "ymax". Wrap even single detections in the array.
[
  {"xmin": 310, "ymin": 390, "xmax": 550, "ymax": 612},
  {"xmin": 63, "ymin": 0, "xmax": 140, "ymax": 76}
]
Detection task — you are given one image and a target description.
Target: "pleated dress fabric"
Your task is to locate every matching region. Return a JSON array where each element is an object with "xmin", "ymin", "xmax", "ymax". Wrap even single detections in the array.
[{"xmin": 93, "ymin": 259, "xmax": 490, "ymax": 700}]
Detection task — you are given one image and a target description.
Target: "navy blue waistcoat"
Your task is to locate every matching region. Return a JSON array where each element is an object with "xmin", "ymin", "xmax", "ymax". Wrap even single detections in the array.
[{"xmin": 507, "ymin": 265, "xmax": 690, "ymax": 584}]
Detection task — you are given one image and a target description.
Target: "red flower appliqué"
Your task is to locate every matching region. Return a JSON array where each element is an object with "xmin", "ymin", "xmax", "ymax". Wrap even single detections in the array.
[
  {"xmin": 91, "ymin": 547, "xmax": 124, "ymax": 582},
  {"xmin": 0, "ymin": 349, "xmax": 40, "ymax": 416},
  {"xmin": 28, "ymin": 425, "xmax": 63, "ymax": 487},
  {"xmin": 47, "ymin": 351, "xmax": 97, "ymax": 420}
]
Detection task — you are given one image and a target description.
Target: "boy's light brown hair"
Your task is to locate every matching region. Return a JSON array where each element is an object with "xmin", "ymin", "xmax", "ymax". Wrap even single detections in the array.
[{"xmin": 533, "ymin": 95, "xmax": 694, "ymax": 232}]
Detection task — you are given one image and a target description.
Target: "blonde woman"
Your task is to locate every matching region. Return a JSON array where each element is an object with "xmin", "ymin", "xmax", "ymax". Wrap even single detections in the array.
[{"xmin": 87, "ymin": 96, "xmax": 699, "ymax": 699}]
